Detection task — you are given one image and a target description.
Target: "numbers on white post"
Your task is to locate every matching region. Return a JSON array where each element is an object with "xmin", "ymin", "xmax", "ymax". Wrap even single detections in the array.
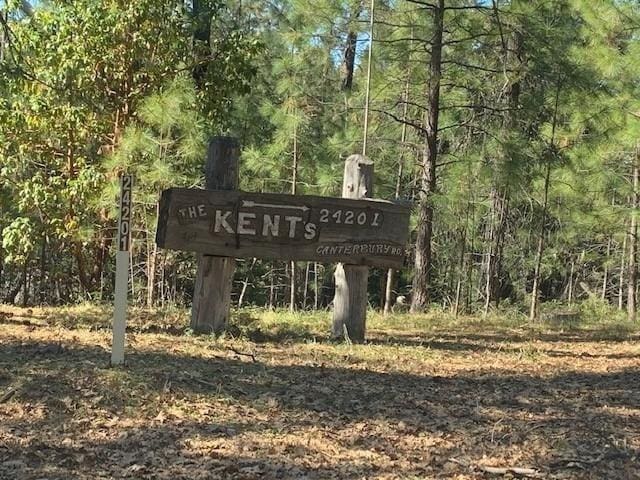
[{"xmin": 112, "ymin": 174, "xmax": 133, "ymax": 366}]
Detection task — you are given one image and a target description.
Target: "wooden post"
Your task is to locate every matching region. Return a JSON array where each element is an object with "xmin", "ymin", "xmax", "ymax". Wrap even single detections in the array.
[
  {"xmin": 191, "ymin": 137, "xmax": 239, "ymax": 334},
  {"xmin": 332, "ymin": 154, "xmax": 373, "ymax": 342}
]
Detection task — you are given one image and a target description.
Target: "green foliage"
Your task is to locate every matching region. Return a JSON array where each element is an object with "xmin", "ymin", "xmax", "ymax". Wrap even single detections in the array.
[{"xmin": 2, "ymin": 0, "xmax": 640, "ymax": 318}]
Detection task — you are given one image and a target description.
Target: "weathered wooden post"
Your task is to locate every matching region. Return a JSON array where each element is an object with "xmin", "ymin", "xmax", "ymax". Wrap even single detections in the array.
[
  {"xmin": 191, "ymin": 137, "xmax": 239, "ymax": 334},
  {"xmin": 332, "ymin": 154, "xmax": 373, "ymax": 343}
]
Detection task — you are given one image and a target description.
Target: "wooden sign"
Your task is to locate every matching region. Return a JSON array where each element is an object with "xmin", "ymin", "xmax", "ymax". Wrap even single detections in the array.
[{"xmin": 156, "ymin": 188, "xmax": 410, "ymax": 269}]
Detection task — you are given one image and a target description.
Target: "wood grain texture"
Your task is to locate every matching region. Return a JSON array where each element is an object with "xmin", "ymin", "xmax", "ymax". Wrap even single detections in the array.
[
  {"xmin": 156, "ymin": 188, "xmax": 410, "ymax": 269},
  {"xmin": 332, "ymin": 154, "xmax": 374, "ymax": 343},
  {"xmin": 190, "ymin": 137, "xmax": 238, "ymax": 334}
]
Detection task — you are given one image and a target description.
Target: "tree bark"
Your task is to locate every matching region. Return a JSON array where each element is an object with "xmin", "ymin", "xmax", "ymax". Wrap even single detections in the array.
[
  {"xmin": 342, "ymin": 31, "xmax": 358, "ymax": 91},
  {"xmin": 410, "ymin": 0, "xmax": 444, "ymax": 313}
]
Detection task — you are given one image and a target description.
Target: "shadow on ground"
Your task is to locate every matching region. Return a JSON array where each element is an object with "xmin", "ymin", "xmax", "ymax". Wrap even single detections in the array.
[{"xmin": 1, "ymin": 334, "xmax": 638, "ymax": 479}]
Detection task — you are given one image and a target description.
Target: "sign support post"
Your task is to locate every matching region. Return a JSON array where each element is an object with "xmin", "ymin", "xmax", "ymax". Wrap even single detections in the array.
[
  {"xmin": 112, "ymin": 174, "xmax": 133, "ymax": 366},
  {"xmin": 332, "ymin": 154, "xmax": 374, "ymax": 343},
  {"xmin": 190, "ymin": 137, "xmax": 239, "ymax": 334}
]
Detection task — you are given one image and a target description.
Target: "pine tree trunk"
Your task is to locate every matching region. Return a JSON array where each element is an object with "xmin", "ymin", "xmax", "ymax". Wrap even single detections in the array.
[
  {"xmin": 530, "ymin": 77, "xmax": 561, "ymax": 321},
  {"xmin": 628, "ymin": 154, "xmax": 639, "ymax": 322},
  {"xmin": 39, "ymin": 237, "xmax": 47, "ymax": 304},
  {"xmin": 602, "ymin": 236, "xmax": 611, "ymax": 301},
  {"xmin": 314, "ymin": 262, "xmax": 319, "ymax": 310},
  {"xmin": 340, "ymin": 0, "xmax": 364, "ymax": 91},
  {"xmin": 619, "ymin": 228, "xmax": 627, "ymax": 310},
  {"xmin": 4, "ymin": 269, "xmax": 24, "ymax": 304},
  {"xmin": 568, "ymin": 258, "xmax": 575, "ymax": 306},
  {"xmin": 361, "ymin": 0, "xmax": 375, "ymax": 156},
  {"xmin": 483, "ymin": 191, "xmax": 508, "ymax": 316},
  {"xmin": 147, "ymin": 230, "xmax": 158, "ymax": 308},
  {"xmin": 483, "ymin": 26, "xmax": 523, "ymax": 315},
  {"xmin": 384, "ymin": 61, "xmax": 410, "ymax": 316},
  {"xmin": 530, "ymin": 160, "xmax": 552, "ymax": 321},
  {"xmin": 303, "ymin": 262, "xmax": 310, "ymax": 310},
  {"xmin": 269, "ymin": 263, "xmax": 275, "ymax": 310},
  {"xmin": 290, "ymin": 122, "xmax": 299, "ymax": 313},
  {"xmin": 21, "ymin": 263, "xmax": 29, "ymax": 308},
  {"xmin": 238, "ymin": 277, "xmax": 249, "ymax": 309},
  {"xmin": 454, "ymin": 206, "xmax": 470, "ymax": 317},
  {"xmin": 410, "ymin": 0, "xmax": 444, "ymax": 313},
  {"xmin": 192, "ymin": 0, "xmax": 212, "ymax": 88}
]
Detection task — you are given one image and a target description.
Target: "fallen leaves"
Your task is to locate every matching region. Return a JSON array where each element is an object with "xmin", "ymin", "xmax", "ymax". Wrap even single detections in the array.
[{"xmin": 0, "ymin": 309, "xmax": 639, "ymax": 479}]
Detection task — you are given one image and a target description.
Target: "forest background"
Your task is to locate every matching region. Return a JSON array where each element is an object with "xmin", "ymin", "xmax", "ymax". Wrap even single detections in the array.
[{"xmin": 2, "ymin": 0, "xmax": 639, "ymax": 323}]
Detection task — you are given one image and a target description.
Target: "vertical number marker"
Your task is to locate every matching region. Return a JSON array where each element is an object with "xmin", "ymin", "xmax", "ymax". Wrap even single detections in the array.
[{"xmin": 112, "ymin": 174, "xmax": 133, "ymax": 366}]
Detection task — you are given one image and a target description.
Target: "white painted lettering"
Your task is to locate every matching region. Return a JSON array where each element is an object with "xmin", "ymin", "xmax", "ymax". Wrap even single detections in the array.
[
  {"xmin": 197, "ymin": 204, "xmax": 206, "ymax": 217},
  {"xmin": 214, "ymin": 210, "xmax": 234, "ymax": 233},
  {"xmin": 304, "ymin": 222, "xmax": 317, "ymax": 240},
  {"xmin": 238, "ymin": 212, "xmax": 257, "ymax": 235},
  {"xmin": 262, "ymin": 214, "xmax": 280, "ymax": 237},
  {"xmin": 344, "ymin": 210, "xmax": 354, "ymax": 224},
  {"xmin": 285, "ymin": 216, "xmax": 303, "ymax": 238},
  {"xmin": 188, "ymin": 206, "xmax": 197, "ymax": 219}
]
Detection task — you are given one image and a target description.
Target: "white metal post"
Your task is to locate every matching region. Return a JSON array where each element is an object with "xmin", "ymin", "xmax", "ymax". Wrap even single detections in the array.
[{"xmin": 112, "ymin": 174, "xmax": 132, "ymax": 366}]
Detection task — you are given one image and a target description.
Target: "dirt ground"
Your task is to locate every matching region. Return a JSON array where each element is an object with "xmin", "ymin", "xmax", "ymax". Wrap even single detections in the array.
[{"xmin": 0, "ymin": 306, "xmax": 639, "ymax": 479}]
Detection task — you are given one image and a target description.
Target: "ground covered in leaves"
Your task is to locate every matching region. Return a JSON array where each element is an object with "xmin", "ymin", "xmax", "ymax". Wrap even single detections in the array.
[{"xmin": 0, "ymin": 305, "xmax": 639, "ymax": 479}]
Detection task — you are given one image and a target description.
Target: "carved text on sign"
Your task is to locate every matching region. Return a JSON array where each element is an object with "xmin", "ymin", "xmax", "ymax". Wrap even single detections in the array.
[{"xmin": 156, "ymin": 188, "xmax": 410, "ymax": 269}]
